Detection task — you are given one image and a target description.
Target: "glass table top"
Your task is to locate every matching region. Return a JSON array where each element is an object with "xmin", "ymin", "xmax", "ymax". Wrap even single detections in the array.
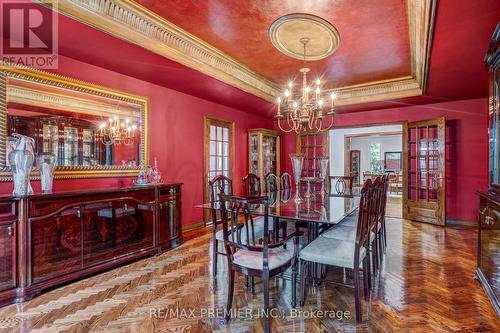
[{"xmin": 196, "ymin": 190, "xmax": 359, "ymax": 224}]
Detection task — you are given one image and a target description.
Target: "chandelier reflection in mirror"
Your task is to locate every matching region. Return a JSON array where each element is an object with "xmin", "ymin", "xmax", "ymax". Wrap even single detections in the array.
[
  {"xmin": 275, "ymin": 38, "xmax": 337, "ymax": 133},
  {"xmin": 98, "ymin": 116, "xmax": 138, "ymax": 146}
]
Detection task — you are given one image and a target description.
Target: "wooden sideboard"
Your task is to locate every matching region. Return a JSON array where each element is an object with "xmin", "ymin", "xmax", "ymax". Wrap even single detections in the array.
[{"xmin": 0, "ymin": 183, "xmax": 182, "ymax": 307}]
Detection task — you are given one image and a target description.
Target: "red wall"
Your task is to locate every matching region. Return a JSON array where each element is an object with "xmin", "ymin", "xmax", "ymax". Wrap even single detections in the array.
[
  {"xmin": 0, "ymin": 56, "xmax": 272, "ymax": 226},
  {"xmin": 281, "ymin": 98, "xmax": 489, "ymax": 222}
]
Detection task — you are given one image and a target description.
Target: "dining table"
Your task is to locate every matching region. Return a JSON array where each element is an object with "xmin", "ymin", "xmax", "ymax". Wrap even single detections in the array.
[{"xmin": 195, "ymin": 189, "xmax": 360, "ymax": 306}]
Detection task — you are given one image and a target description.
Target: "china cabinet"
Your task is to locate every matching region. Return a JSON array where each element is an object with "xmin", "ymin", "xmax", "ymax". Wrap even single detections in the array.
[
  {"xmin": 476, "ymin": 22, "xmax": 500, "ymax": 318},
  {"xmin": 8, "ymin": 115, "xmax": 109, "ymax": 166},
  {"xmin": 0, "ymin": 183, "xmax": 182, "ymax": 307},
  {"xmin": 248, "ymin": 129, "xmax": 280, "ymax": 193}
]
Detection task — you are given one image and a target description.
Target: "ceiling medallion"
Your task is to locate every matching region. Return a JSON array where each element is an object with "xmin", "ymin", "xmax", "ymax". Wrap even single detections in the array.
[{"xmin": 269, "ymin": 13, "xmax": 340, "ymax": 61}]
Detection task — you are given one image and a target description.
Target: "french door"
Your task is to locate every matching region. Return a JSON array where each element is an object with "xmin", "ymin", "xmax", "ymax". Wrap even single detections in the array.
[
  {"xmin": 403, "ymin": 117, "xmax": 446, "ymax": 225},
  {"xmin": 203, "ymin": 116, "xmax": 234, "ymax": 222}
]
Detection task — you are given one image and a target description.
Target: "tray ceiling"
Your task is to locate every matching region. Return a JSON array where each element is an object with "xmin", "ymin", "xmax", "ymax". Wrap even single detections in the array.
[{"xmin": 49, "ymin": 0, "xmax": 435, "ymax": 106}]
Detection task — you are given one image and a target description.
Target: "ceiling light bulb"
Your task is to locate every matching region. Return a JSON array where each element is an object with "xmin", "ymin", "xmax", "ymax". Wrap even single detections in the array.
[
  {"xmin": 132, "ymin": 124, "xmax": 137, "ymax": 130},
  {"xmin": 318, "ymin": 99, "xmax": 324, "ymax": 106},
  {"xmin": 277, "ymin": 97, "xmax": 282, "ymax": 103},
  {"xmin": 316, "ymin": 78, "xmax": 321, "ymax": 85},
  {"xmin": 288, "ymin": 81, "xmax": 293, "ymax": 88},
  {"xmin": 305, "ymin": 87, "xmax": 310, "ymax": 93},
  {"xmin": 315, "ymin": 87, "xmax": 320, "ymax": 94},
  {"xmin": 330, "ymin": 91, "xmax": 337, "ymax": 100},
  {"xmin": 293, "ymin": 101, "xmax": 298, "ymax": 108},
  {"xmin": 100, "ymin": 122, "xmax": 106, "ymax": 128},
  {"xmin": 284, "ymin": 90, "xmax": 290, "ymax": 97},
  {"xmin": 125, "ymin": 118, "xmax": 130, "ymax": 123}
]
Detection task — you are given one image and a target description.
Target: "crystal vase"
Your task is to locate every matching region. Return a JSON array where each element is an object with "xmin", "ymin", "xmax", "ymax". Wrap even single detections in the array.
[
  {"xmin": 290, "ymin": 153, "xmax": 304, "ymax": 203},
  {"xmin": 318, "ymin": 157, "xmax": 329, "ymax": 194},
  {"xmin": 8, "ymin": 134, "xmax": 35, "ymax": 196},
  {"xmin": 148, "ymin": 157, "xmax": 162, "ymax": 184},
  {"xmin": 37, "ymin": 153, "xmax": 57, "ymax": 193}
]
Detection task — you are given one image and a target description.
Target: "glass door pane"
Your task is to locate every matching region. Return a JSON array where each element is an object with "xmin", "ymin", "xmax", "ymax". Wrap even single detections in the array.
[
  {"xmin": 63, "ymin": 127, "xmax": 78, "ymax": 166},
  {"xmin": 407, "ymin": 124, "xmax": 440, "ymax": 202},
  {"xmin": 42, "ymin": 124, "xmax": 59, "ymax": 160},
  {"xmin": 82, "ymin": 129, "xmax": 95, "ymax": 166},
  {"xmin": 262, "ymin": 135, "xmax": 277, "ymax": 175},
  {"xmin": 249, "ymin": 133, "xmax": 259, "ymax": 175}
]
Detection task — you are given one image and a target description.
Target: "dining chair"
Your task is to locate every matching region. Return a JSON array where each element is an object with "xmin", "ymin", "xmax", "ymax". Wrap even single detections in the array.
[
  {"xmin": 264, "ymin": 172, "xmax": 279, "ymax": 193},
  {"xmin": 298, "ymin": 180, "xmax": 373, "ymax": 322},
  {"xmin": 242, "ymin": 173, "xmax": 261, "ymax": 196},
  {"xmin": 208, "ymin": 175, "xmax": 233, "ymax": 277},
  {"xmin": 280, "ymin": 172, "xmax": 292, "ymax": 190},
  {"xmin": 321, "ymin": 177, "xmax": 380, "ymax": 275},
  {"xmin": 219, "ymin": 194, "xmax": 301, "ymax": 332},
  {"xmin": 378, "ymin": 174, "xmax": 389, "ymax": 254}
]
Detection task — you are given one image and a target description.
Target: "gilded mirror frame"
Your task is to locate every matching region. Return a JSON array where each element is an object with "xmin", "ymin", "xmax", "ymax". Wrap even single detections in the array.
[{"xmin": 0, "ymin": 63, "xmax": 149, "ymax": 180}]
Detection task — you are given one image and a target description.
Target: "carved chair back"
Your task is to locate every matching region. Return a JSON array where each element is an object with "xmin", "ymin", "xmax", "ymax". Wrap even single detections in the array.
[
  {"xmin": 209, "ymin": 175, "xmax": 233, "ymax": 228},
  {"xmin": 242, "ymin": 173, "xmax": 261, "ymax": 196},
  {"xmin": 280, "ymin": 172, "xmax": 292, "ymax": 190},
  {"xmin": 329, "ymin": 176, "xmax": 355, "ymax": 196},
  {"xmin": 264, "ymin": 172, "xmax": 279, "ymax": 194},
  {"xmin": 354, "ymin": 179, "xmax": 373, "ymax": 267}
]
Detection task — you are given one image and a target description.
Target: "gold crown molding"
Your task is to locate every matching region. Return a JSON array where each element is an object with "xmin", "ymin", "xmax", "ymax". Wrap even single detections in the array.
[
  {"xmin": 0, "ymin": 63, "xmax": 150, "ymax": 180},
  {"xmin": 332, "ymin": 77, "xmax": 422, "ymax": 106},
  {"xmin": 39, "ymin": 0, "xmax": 279, "ymax": 102},
  {"xmin": 38, "ymin": 0, "xmax": 434, "ymax": 107},
  {"xmin": 407, "ymin": 0, "xmax": 436, "ymax": 93}
]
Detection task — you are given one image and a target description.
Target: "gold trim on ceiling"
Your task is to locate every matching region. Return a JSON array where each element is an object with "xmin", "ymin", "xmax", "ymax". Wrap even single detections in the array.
[{"xmin": 41, "ymin": 0, "xmax": 435, "ymax": 107}]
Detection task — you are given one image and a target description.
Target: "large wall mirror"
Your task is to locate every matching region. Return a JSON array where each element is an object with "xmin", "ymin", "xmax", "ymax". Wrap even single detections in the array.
[{"xmin": 0, "ymin": 64, "xmax": 148, "ymax": 180}]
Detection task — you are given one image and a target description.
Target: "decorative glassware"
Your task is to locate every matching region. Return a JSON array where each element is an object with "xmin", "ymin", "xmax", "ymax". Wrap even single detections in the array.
[
  {"xmin": 37, "ymin": 153, "xmax": 57, "ymax": 193},
  {"xmin": 290, "ymin": 153, "xmax": 304, "ymax": 203},
  {"xmin": 134, "ymin": 161, "xmax": 148, "ymax": 186},
  {"xmin": 318, "ymin": 157, "xmax": 329, "ymax": 194},
  {"xmin": 148, "ymin": 157, "xmax": 162, "ymax": 184},
  {"xmin": 8, "ymin": 134, "xmax": 35, "ymax": 196}
]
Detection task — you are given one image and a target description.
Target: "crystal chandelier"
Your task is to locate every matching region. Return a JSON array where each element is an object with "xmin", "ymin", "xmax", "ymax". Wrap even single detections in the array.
[
  {"xmin": 275, "ymin": 37, "xmax": 337, "ymax": 133},
  {"xmin": 98, "ymin": 116, "xmax": 138, "ymax": 146}
]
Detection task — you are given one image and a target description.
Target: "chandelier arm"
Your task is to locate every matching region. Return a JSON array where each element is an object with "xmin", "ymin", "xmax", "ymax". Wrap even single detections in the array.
[
  {"xmin": 277, "ymin": 117, "xmax": 294, "ymax": 133},
  {"xmin": 287, "ymin": 114, "xmax": 299, "ymax": 132},
  {"xmin": 321, "ymin": 114, "xmax": 335, "ymax": 132},
  {"xmin": 308, "ymin": 111, "xmax": 317, "ymax": 131}
]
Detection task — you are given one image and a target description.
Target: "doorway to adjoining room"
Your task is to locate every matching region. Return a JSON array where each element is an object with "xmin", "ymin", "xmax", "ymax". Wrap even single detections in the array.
[{"xmin": 330, "ymin": 124, "xmax": 403, "ymax": 218}]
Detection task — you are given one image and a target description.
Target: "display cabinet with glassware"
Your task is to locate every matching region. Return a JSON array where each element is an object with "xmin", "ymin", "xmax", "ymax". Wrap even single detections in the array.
[
  {"xmin": 248, "ymin": 128, "xmax": 280, "ymax": 193},
  {"xmin": 476, "ymin": 22, "xmax": 500, "ymax": 319}
]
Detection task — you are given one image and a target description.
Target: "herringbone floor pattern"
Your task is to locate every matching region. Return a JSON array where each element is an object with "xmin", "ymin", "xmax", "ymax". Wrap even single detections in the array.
[{"xmin": 0, "ymin": 218, "xmax": 498, "ymax": 332}]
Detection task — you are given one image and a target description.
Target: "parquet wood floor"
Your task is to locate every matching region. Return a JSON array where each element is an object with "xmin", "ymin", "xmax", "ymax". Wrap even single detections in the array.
[{"xmin": 0, "ymin": 218, "xmax": 498, "ymax": 332}]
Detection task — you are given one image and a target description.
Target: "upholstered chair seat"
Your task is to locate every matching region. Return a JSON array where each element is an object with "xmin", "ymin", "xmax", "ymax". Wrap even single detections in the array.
[
  {"xmin": 299, "ymin": 237, "xmax": 366, "ymax": 269},
  {"xmin": 322, "ymin": 225, "xmax": 375, "ymax": 243},
  {"xmin": 233, "ymin": 247, "xmax": 294, "ymax": 270}
]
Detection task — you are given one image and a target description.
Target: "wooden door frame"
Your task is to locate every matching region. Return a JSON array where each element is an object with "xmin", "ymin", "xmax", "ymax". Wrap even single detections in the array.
[
  {"xmin": 203, "ymin": 116, "xmax": 235, "ymax": 223},
  {"xmin": 402, "ymin": 117, "xmax": 446, "ymax": 226}
]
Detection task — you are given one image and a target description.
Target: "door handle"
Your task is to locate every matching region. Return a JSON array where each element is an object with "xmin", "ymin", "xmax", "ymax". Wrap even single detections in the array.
[
  {"xmin": 76, "ymin": 210, "xmax": 81, "ymax": 218},
  {"xmin": 7, "ymin": 226, "xmax": 13, "ymax": 237}
]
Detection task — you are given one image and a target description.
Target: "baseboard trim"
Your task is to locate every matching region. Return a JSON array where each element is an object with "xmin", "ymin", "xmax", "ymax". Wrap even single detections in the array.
[
  {"xmin": 182, "ymin": 221, "xmax": 206, "ymax": 233},
  {"xmin": 446, "ymin": 219, "xmax": 475, "ymax": 227}
]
